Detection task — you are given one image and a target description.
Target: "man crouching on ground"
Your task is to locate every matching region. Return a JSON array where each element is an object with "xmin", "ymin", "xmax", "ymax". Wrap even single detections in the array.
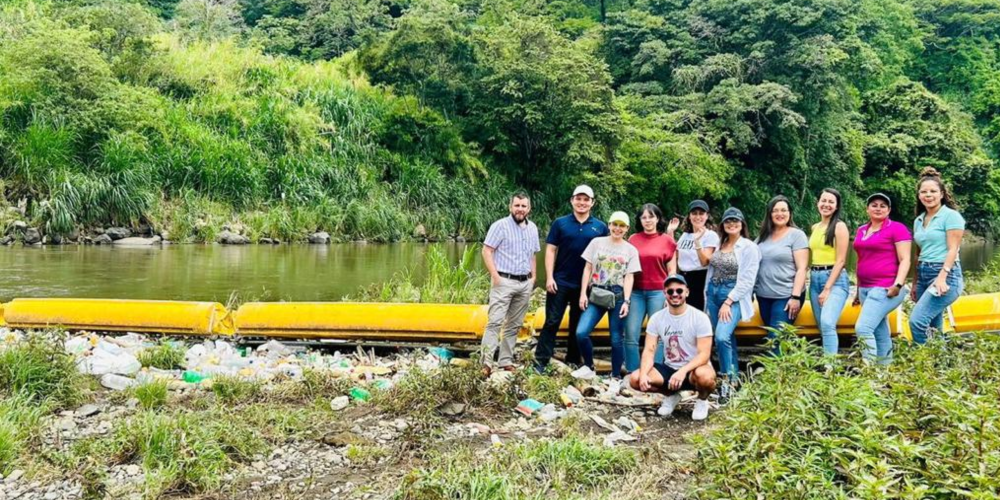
[{"xmin": 628, "ymin": 274, "xmax": 715, "ymax": 420}]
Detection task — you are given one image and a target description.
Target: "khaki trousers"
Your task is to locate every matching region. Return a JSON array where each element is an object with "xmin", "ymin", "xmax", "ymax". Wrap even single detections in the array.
[{"xmin": 480, "ymin": 277, "xmax": 533, "ymax": 368}]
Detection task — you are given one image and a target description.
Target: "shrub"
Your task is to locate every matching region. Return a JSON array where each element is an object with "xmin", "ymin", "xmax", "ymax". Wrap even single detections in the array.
[
  {"xmin": 694, "ymin": 332, "xmax": 1000, "ymax": 499},
  {"xmin": 0, "ymin": 336, "xmax": 87, "ymax": 408},
  {"xmin": 138, "ymin": 342, "xmax": 185, "ymax": 370}
]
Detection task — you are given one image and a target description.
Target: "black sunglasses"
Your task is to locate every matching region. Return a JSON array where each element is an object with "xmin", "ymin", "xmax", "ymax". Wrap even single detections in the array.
[{"xmin": 665, "ymin": 288, "xmax": 685, "ymax": 296}]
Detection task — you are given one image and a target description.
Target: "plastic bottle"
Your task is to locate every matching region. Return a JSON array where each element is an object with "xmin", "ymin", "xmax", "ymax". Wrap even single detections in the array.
[
  {"xmin": 182, "ymin": 371, "xmax": 209, "ymax": 383},
  {"xmin": 349, "ymin": 387, "xmax": 372, "ymax": 402},
  {"xmin": 100, "ymin": 374, "xmax": 136, "ymax": 391}
]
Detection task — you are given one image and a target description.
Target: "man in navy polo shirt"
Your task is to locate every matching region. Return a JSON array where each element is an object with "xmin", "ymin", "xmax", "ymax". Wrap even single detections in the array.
[{"xmin": 534, "ymin": 185, "xmax": 609, "ymax": 373}]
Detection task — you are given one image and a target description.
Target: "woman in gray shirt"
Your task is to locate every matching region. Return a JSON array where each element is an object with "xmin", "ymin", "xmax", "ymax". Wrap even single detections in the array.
[{"xmin": 754, "ymin": 196, "xmax": 809, "ymax": 349}]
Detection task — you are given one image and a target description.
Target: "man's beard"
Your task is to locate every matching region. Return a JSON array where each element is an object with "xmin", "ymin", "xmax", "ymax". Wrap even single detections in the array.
[{"xmin": 512, "ymin": 212, "xmax": 527, "ymax": 223}]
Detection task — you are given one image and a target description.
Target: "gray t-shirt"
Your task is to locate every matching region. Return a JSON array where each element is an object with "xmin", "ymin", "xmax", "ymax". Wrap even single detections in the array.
[
  {"xmin": 646, "ymin": 306, "xmax": 713, "ymax": 369},
  {"xmin": 581, "ymin": 237, "xmax": 641, "ymax": 287},
  {"xmin": 754, "ymin": 228, "xmax": 809, "ymax": 298}
]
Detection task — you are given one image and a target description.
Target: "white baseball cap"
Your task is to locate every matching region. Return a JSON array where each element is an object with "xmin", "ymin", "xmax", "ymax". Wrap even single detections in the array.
[{"xmin": 572, "ymin": 185, "xmax": 595, "ymax": 199}]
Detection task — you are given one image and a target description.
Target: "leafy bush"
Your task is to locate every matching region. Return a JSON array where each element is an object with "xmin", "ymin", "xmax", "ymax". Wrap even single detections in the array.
[
  {"xmin": 138, "ymin": 342, "xmax": 185, "ymax": 370},
  {"xmin": 0, "ymin": 336, "xmax": 87, "ymax": 408},
  {"xmin": 349, "ymin": 245, "xmax": 490, "ymax": 304},
  {"xmin": 695, "ymin": 332, "xmax": 1000, "ymax": 499}
]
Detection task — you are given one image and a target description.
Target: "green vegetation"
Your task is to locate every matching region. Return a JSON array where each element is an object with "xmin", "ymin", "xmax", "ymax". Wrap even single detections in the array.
[
  {"xmin": 695, "ymin": 332, "xmax": 1000, "ymax": 498},
  {"xmin": 3, "ymin": 0, "xmax": 1000, "ymax": 241},
  {"xmin": 350, "ymin": 245, "xmax": 490, "ymax": 304},
  {"xmin": 209, "ymin": 374, "xmax": 264, "ymax": 404},
  {"xmin": 966, "ymin": 253, "xmax": 1000, "ymax": 295},
  {"xmin": 396, "ymin": 436, "xmax": 639, "ymax": 500},
  {"xmin": 137, "ymin": 341, "xmax": 184, "ymax": 370},
  {"xmin": 373, "ymin": 361, "xmax": 518, "ymax": 419},
  {"xmin": 130, "ymin": 379, "xmax": 169, "ymax": 410}
]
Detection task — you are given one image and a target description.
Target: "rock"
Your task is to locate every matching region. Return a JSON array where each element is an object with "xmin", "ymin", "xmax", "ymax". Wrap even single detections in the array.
[
  {"xmin": 7, "ymin": 469, "xmax": 23, "ymax": 482},
  {"xmin": 152, "ymin": 235, "xmax": 162, "ymax": 243},
  {"xmin": 93, "ymin": 227, "xmax": 105, "ymax": 235},
  {"xmin": 159, "ymin": 230, "xmax": 171, "ymax": 241},
  {"xmin": 259, "ymin": 237, "xmax": 274, "ymax": 245},
  {"xmin": 105, "ymin": 227, "xmax": 131, "ymax": 240},
  {"xmin": 438, "ymin": 402, "xmax": 466, "ymax": 417},
  {"xmin": 93, "ymin": 234, "xmax": 113, "ymax": 245},
  {"xmin": 66, "ymin": 228, "xmax": 80, "ymax": 241},
  {"xmin": 455, "ymin": 236, "xmax": 466, "ymax": 243},
  {"xmin": 412, "ymin": 224, "xmax": 426, "ymax": 238},
  {"xmin": 308, "ymin": 232, "xmax": 330, "ymax": 244},
  {"xmin": 56, "ymin": 418, "xmax": 77, "ymax": 432},
  {"xmin": 137, "ymin": 224, "xmax": 152, "ymax": 236},
  {"xmin": 76, "ymin": 404, "xmax": 101, "ymax": 418},
  {"xmin": 12, "ymin": 220, "xmax": 27, "ymax": 232},
  {"xmin": 0, "ymin": 235, "xmax": 12, "ymax": 246},
  {"xmin": 217, "ymin": 230, "xmax": 250, "ymax": 245},
  {"xmin": 49, "ymin": 234, "xmax": 63, "ymax": 245},
  {"xmin": 321, "ymin": 431, "xmax": 364, "ymax": 447},
  {"xmin": 113, "ymin": 237, "xmax": 157, "ymax": 246},
  {"xmin": 125, "ymin": 464, "xmax": 141, "ymax": 476},
  {"xmin": 23, "ymin": 228, "xmax": 41, "ymax": 245}
]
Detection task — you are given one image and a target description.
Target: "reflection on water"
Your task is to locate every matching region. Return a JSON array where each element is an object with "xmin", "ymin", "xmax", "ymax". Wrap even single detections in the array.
[{"xmin": 0, "ymin": 240, "xmax": 996, "ymax": 302}]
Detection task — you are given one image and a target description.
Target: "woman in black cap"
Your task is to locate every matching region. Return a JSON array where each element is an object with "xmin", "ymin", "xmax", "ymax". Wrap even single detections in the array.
[{"xmin": 671, "ymin": 200, "xmax": 717, "ymax": 311}]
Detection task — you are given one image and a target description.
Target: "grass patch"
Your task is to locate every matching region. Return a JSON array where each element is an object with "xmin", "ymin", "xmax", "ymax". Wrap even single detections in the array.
[
  {"xmin": 349, "ymin": 245, "xmax": 490, "ymax": 304},
  {"xmin": 346, "ymin": 443, "xmax": 391, "ymax": 466},
  {"xmin": 695, "ymin": 332, "xmax": 1000, "ymax": 498},
  {"xmin": 266, "ymin": 368, "xmax": 353, "ymax": 404},
  {"xmin": 130, "ymin": 380, "xmax": 169, "ymax": 410},
  {"xmin": 210, "ymin": 375, "xmax": 264, "ymax": 405},
  {"xmin": 523, "ymin": 370, "xmax": 572, "ymax": 404},
  {"xmin": 372, "ymin": 362, "xmax": 519, "ymax": 420},
  {"xmin": 965, "ymin": 254, "xmax": 1000, "ymax": 295},
  {"xmin": 395, "ymin": 435, "xmax": 638, "ymax": 500},
  {"xmin": 137, "ymin": 342, "xmax": 185, "ymax": 370},
  {"xmin": 0, "ymin": 335, "xmax": 87, "ymax": 408},
  {"xmin": 0, "ymin": 394, "xmax": 48, "ymax": 475},
  {"xmin": 75, "ymin": 409, "xmax": 268, "ymax": 498}
]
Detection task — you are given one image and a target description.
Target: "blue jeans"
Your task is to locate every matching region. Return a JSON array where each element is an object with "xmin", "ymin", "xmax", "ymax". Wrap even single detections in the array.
[
  {"xmin": 809, "ymin": 269, "xmax": 850, "ymax": 355},
  {"xmin": 577, "ymin": 285, "xmax": 626, "ymax": 377},
  {"xmin": 856, "ymin": 286, "xmax": 906, "ymax": 364},
  {"xmin": 910, "ymin": 262, "xmax": 964, "ymax": 344},
  {"xmin": 756, "ymin": 296, "xmax": 791, "ymax": 354},
  {"xmin": 706, "ymin": 280, "xmax": 741, "ymax": 379},
  {"xmin": 624, "ymin": 289, "xmax": 665, "ymax": 371}
]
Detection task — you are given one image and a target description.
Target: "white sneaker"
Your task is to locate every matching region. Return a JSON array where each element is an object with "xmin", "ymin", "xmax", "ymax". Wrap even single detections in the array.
[
  {"xmin": 571, "ymin": 366, "xmax": 597, "ymax": 380},
  {"xmin": 692, "ymin": 398, "xmax": 710, "ymax": 421},
  {"xmin": 607, "ymin": 379, "xmax": 622, "ymax": 395},
  {"xmin": 657, "ymin": 393, "xmax": 681, "ymax": 417}
]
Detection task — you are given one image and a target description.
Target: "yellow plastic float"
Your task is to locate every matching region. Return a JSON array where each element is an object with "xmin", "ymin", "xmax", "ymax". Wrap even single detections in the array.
[
  {"xmin": 2, "ymin": 298, "xmax": 233, "ymax": 335},
  {"xmin": 232, "ymin": 302, "xmax": 497, "ymax": 341}
]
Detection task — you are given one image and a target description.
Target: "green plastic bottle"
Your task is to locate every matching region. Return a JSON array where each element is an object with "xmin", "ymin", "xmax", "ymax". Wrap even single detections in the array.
[
  {"xmin": 349, "ymin": 387, "xmax": 371, "ymax": 402},
  {"xmin": 182, "ymin": 371, "xmax": 208, "ymax": 383}
]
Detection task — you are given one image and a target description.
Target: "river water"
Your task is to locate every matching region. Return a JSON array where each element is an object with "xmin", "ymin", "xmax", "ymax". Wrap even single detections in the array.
[{"xmin": 0, "ymin": 241, "xmax": 996, "ymax": 303}]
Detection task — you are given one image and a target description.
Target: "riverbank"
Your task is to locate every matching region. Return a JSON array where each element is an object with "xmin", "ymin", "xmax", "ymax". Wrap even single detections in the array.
[{"xmin": 0, "ymin": 330, "xmax": 706, "ymax": 500}]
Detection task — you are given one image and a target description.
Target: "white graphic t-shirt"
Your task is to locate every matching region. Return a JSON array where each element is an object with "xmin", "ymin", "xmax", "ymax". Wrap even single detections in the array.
[{"xmin": 646, "ymin": 306, "xmax": 713, "ymax": 369}]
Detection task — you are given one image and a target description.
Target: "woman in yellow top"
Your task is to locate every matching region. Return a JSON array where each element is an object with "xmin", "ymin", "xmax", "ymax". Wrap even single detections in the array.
[{"xmin": 809, "ymin": 188, "xmax": 850, "ymax": 355}]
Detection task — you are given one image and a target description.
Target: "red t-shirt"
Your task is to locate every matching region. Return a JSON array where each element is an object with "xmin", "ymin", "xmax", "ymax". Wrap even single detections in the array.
[{"xmin": 628, "ymin": 232, "xmax": 677, "ymax": 291}]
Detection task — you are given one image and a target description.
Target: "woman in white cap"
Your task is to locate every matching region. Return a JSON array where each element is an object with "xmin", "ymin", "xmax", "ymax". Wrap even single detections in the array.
[
  {"xmin": 575, "ymin": 211, "xmax": 641, "ymax": 380},
  {"xmin": 671, "ymin": 200, "xmax": 718, "ymax": 311}
]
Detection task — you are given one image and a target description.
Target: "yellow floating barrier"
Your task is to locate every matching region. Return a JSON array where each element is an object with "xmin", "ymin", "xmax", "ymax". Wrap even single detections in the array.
[
  {"xmin": 3, "ymin": 299, "xmax": 233, "ymax": 335},
  {"xmin": 529, "ymin": 299, "xmax": 905, "ymax": 339},
  {"xmin": 0, "ymin": 303, "xmax": 5, "ymax": 327},
  {"xmin": 233, "ymin": 302, "xmax": 494, "ymax": 340},
  {"xmin": 948, "ymin": 293, "xmax": 1000, "ymax": 333}
]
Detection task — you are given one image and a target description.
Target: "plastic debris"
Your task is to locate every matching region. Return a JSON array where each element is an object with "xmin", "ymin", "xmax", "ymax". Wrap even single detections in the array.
[
  {"xmin": 330, "ymin": 396, "xmax": 350, "ymax": 411},
  {"xmin": 490, "ymin": 434, "xmax": 503, "ymax": 447},
  {"xmin": 77, "ymin": 340, "xmax": 141, "ymax": 376},
  {"xmin": 516, "ymin": 398, "xmax": 544, "ymax": 417},
  {"xmin": 428, "ymin": 347, "xmax": 454, "ymax": 361},
  {"xmin": 349, "ymin": 387, "xmax": 371, "ymax": 402},
  {"xmin": 100, "ymin": 373, "xmax": 136, "ymax": 391}
]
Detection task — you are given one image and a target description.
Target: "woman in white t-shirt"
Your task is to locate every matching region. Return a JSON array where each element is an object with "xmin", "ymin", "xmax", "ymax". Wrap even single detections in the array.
[
  {"xmin": 575, "ymin": 211, "xmax": 641, "ymax": 379},
  {"xmin": 670, "ymin": 200, "xmax": 718, "ymax": 311}
]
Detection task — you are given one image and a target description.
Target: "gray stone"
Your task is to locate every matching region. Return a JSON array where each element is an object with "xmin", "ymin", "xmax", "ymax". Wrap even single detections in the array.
[
  {"xmin": 12, "ymin": 220, "xmax": 27, "ymax": 232},
  {"xmin": 105, "ymin": 227, "xmax": 131, "ymax": 240},
  {"xmin": 6, "ymin": 470, "xmax": 23, "ymax": 483},
  {"xmin": 76, "ymin": 404, "xmax": 101, "ymax": 418},
  {"xmin": 49, "ymin": 234, "xmax": 63, "ymax": 245},
  {"xmin": 308, "ymin": 232, "xmax": 330, "ymax": 244},
  {"xmin": 455, "ymin": 236, "xmax": 466, "ymax": 243},
  {"xmin": 124, "ymin": 464, "xmax": 141, "ymax": 476},
  {"xmin": 413, "ymin": 224, "xmax": 426, "ymax": 238},
  {"xmin": 438, "ymin": 402, "xmax": 466, "ymax": 417},
  {"xmin": 112, "ymin": 237, "xmax": 156, "ymax": 246},
  {"xmin": 93, "ymin": 234, "xmax": 113, "ymax": 245},
  {"xmin": 259, "ymin": 237, "xmax": 274, "ymax": 245},
  {"xmin": 23, "ymin": 228, "xmax": 41, "ymax": 245},
  {"xmin": 0, "ymin": 235, "xmax": 12, "ymax": 246},
  {"xmin": 159, "ymin": 230, "xmax": 171, "ymax": 241},
  {"xmin": 217, "ymin": 230, "xmax": 250, "ymax": 245}
]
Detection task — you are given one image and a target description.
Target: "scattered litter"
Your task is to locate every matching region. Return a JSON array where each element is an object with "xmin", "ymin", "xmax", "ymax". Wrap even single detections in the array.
[
  {"xmin": 589, "ymin": 414, "xmax": 620, "ymax": 433},
  {"xmin": 490, "ymin": 434, "xmax": 503, "ymax": 447},
  {"xmin": 100, "ymin": 373, "xmax": 136, "ymax": 391},
  {"xmin": 516, "ymin": 398, "xmax": 545, "ymax": 417},
  {"xmin": 570, "ymin": 365, "xmax": 597, "ymax": 380},
  {"xmin": 428, "ymin": 347, "xmax": 454, "ymax": 361},
  {"xmin": 449, "ymin": 358, "xmax": 471, "ymax": 367},
  {"xmin": 330, "ymin": 396, "xmax": 350, "ymax": 411},
  {"xmin": 615, "ymin": 416, "xmax": 641, "ymax": 433},
  {"xmin": 349, "ymin": 387, "xmax": 371, "ymax": 402},
  {"xmin": 603, "ymin": 430, "xmax": 638, "ymax": 447}
]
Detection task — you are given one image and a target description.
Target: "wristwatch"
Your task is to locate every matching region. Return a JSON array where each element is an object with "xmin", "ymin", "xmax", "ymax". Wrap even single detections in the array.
[
  {"xmin": 624, "ymin": 299, "xmax": 631, "ymax": 305},
  {"xmin": 892, "ymin": 283, "xmax": 903, "ymax": 289}
]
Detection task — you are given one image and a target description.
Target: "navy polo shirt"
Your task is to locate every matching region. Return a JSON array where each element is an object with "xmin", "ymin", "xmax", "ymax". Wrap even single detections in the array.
[{"xmin": 546, "ymin": 214, "xmax": 609, "ymax": 288}]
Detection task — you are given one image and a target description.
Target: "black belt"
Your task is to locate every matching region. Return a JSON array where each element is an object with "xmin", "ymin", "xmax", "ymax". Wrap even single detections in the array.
[
  {"xmin": 811, "ymin": 265, "xmax": 834, "ymax": 271},
  {"xmin": 499, "ymin": 272, "xmax": 531, "ymax": 282}
]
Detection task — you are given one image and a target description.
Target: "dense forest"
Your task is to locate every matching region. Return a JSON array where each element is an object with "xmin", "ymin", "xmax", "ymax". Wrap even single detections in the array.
[{"xmin": 2, "ymin": 0, "xmax": 1000, "ymax": 243}]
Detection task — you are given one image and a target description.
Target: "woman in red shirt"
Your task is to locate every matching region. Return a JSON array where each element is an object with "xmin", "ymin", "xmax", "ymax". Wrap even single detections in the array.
[{"xmin": 625, "ymin": 204, "xmax": 679, "ymax": 372}]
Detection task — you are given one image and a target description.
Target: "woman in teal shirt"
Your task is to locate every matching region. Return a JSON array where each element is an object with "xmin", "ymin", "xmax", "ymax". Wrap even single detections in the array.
[{"xmin": 909, "ymin": 167, "xmax": 965, "ymax": 343}]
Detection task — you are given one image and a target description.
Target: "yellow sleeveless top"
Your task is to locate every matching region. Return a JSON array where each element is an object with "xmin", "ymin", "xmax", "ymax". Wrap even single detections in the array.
[{"xmin": 809, "ymin": 224, "xmax": 836, "ymax": 265}]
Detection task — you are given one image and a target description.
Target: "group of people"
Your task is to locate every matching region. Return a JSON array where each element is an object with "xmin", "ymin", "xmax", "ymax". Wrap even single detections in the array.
[{"xmin": 478, "ymin": 167, "xmax": 966, "ymax": 420}]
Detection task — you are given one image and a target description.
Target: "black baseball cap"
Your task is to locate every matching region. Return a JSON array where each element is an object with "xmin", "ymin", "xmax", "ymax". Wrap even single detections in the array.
[
  {"xmin": 687, "ymin": 200, "xmax": 709, "ymax": 213},
  {"xmin": 722, "ymin": 207, "xmax": 745, "ymax": 222},
  {"xmin": 866, "ymin": 193, "xmax": 891, "ymax": 207},
  {"xmin": 664, "ymin": 274, "xmax": 687, "ymax": 287}
]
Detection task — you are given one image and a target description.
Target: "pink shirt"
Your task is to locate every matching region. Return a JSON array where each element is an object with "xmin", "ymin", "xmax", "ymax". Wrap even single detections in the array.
[
  {"xmin": 628, "ymin": 232, "xmax": 677, "ymax": 291},
  {"xmin": 853, "ymin": 220, "xmax": 912, "ymax": 288}
]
